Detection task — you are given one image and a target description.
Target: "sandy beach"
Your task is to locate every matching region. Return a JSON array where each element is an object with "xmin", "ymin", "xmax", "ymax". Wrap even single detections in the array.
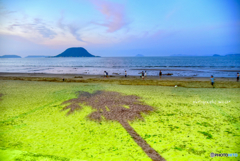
[{"xmin": 0, "ymin": 72, "xmax": 239, "ymax": 88}]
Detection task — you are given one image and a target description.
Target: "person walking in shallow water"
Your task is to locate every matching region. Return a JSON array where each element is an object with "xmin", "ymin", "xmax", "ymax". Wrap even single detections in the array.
[
  {"xmin": 210, "ymin": 75, "xmax": 215, "ymax": 88},
  {"xmin": 159, "ymin": 70, "xmax": 162, "ymax": 79},
  {"xmin": 237, "ymin": 73, "xmax": 239, "ymax": 82}
]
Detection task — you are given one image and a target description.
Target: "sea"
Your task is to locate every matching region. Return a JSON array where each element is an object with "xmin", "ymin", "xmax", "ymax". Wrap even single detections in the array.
[{"xmin": 0, "ymin": 56, "xmax": 240, "ymax": 77}]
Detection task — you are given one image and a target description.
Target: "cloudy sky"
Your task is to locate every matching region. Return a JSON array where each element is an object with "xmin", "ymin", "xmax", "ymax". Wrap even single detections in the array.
[{"xmin": 0, "ymin": 0, "xmax": 239, "ymax": 57}]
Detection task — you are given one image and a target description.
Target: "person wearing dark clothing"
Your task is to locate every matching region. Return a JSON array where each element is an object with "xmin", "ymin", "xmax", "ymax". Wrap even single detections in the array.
[
  {"xmin": 237, "ymin": 73, "xmax": 239, "ymax": 82},
  {"xmin": 125, "ymin": 71, "xmax": 127, "ymax": 78},
  {"xmin": 142, "ymin": 71, "xmax": 144, "ymax": 79},
  {"xmin": 210, "ymin": 75, "xmax": 215, "ymax": 88},
  {"xmin": 106, "ymin": 71, "xmax": 108, "ymax": 78},
  {"xmin": 159, "ymin": 70, "xmax": 162, "ymax": 79}
]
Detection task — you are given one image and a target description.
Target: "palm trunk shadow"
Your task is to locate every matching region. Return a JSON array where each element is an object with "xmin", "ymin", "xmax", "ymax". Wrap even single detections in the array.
[{"xmin": 120, "ymin": 120, "xmax": 166, "ymax": 161}]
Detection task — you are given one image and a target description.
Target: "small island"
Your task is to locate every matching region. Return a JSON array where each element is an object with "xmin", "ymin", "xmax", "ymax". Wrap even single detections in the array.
[
  {"xmin": 0, "ymin": 55, "xmax": 21, "ymax": 58},
  {"xmin": 55, "ymin": 47, "xmax": 99, "ymax": 57},
  {"xmin": 135, "ymin": 54, "xmax": 144, "ymax": 57},
  {"xmin": 213, "ymin": 54, "xmax": 221, "ymax": 56}
]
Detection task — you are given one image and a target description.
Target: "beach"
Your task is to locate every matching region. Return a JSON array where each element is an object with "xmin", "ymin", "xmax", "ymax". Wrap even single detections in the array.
[
  {"xmin": 0, "ymin": 57, "xmax": 240, "ymax": 160},
  {"xmin": 0, "ymin": 78, "xmax": 239, "ymax": 160}
]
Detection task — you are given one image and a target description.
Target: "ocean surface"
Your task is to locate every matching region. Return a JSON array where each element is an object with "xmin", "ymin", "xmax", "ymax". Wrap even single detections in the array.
[{"xmin": 0, "ymin": 57, "xmax": 239, "ymax": 77}]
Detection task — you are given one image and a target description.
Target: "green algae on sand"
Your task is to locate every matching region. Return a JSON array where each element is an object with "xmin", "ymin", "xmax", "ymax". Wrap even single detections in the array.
[{"xmin": 0, "ymin": 80, "xmax": 239, "ymax": 161}]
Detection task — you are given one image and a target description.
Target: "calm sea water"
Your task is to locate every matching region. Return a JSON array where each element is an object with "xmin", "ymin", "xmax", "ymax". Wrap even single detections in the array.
[{"xmin": 0, "ymin": 57, "xmax": 239, "ymax": 77}]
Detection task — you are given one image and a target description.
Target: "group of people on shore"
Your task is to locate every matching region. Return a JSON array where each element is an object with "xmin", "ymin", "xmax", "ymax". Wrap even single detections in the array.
[
  {"xmin": 139, "ymin": 71, "xmax": 147, "ymax": 79},
  {"xmin": 104, "ymin": 70, "xmax": 163, "ymax": 79},
  {"xmin": 104, "ymin": 71, "xmax": 239, "ymax": 87},
  {"xmin": 139, "ymin": 70, "xmax": 162, "ymax": 79}
]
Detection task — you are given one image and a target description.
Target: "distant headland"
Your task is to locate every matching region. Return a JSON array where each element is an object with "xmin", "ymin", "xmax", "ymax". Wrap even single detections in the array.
[
  {"xmin": 225, "ymin": 53, "xmax": 240, "ymax": 57},
  {"xmin": 0, "ymin": 55, "xmax": 21, "ymax": 58},
  {"xmin": 212, "ymin": 54, "xmax": 240, "ymax": 57},
  {"xmin": 55, "ymin": 47, "xmax": 100, "ymax": 57}
]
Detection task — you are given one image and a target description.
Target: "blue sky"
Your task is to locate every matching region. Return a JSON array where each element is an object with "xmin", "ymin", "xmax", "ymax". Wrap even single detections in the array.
[{"xmin": 0, "ymin": 0, "xmax": 239, "ymax": 57}]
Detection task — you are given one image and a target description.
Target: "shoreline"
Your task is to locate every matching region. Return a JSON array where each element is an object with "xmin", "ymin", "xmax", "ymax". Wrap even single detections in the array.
[
  {"xmin": 0, "ymin": 72, "xmax": 239, "ymax": 88},
  {"xmin": 0, "ymin": 72, "xmax": 237, "ymax": 79},
  {"xmin": 132, "ymin": 68, "xmax": 240, "ymax": 72},
  {"xmin": 0, "ymin": 67, "xmax": 239, "ymax": 78}
]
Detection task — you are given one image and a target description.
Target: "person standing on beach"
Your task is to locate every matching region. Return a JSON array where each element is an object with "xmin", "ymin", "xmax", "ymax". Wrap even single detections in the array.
[
  {"xmin": 104, "ymin": 71, "xmax": 106, "ymax": 78},
  {"xmin": 142, "ymin": 71, "xmax": 144, "ymax": 79},
  {"xmin": 159, "ymin": 70, "xmax": 162, "ymax": 79},
  {"xmin": 237, "ymin": 73, "xmax": 239, "ymax": 82},
  {"xmin": 106, "ymin": 71, "xmax": 108, "ymax": 78},
  {"xmin": 210, "ymin": 75, "xmax": 215, "ymax": 88},
  {"xmin": 125, "ymin": 71, "xmax": 127, "ymax": 78}
]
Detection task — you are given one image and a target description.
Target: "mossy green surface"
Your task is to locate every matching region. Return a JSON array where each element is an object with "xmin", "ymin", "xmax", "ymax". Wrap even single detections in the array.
[{"xmin": 0, "ymin": 80, "xmax": 239, "ymax": 161}]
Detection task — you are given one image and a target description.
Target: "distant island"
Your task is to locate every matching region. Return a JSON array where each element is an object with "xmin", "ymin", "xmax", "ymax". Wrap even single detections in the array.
[
  {"xmin": 0, "ymin": 55, "xmax": 21, "ymax": 58},
  {"xmin": 25, "ymin": 55, "xmax": 48, "ymax": 58},
  {"xmin": 212, "ymin": 54, "xmax": 240, "ymax": 57},
  {"xmin": 225, "ymin": 54, "xmax": 240, "ymax": 57},
  {"xmin": 135, "ymin": 54, "xmax": 144, "ymax": 57},
  {"xmin": 55, "ymin": 47, "xmax": 99, "ymax": 57}
]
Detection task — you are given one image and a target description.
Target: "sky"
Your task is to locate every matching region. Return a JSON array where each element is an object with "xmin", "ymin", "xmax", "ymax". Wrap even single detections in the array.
[{"xmin": 0, "ymin": 0, "xmax": 239, "ymax": 57}]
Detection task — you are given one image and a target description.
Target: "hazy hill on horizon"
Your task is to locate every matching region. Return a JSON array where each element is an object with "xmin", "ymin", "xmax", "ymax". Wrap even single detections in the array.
[
  {"xmin": 135, "ymin": 54, "xmax": 144, "ymax": 57},
  {"xmin": 0, "ymin": 55, "xmax": 21, "ymax": 58}
]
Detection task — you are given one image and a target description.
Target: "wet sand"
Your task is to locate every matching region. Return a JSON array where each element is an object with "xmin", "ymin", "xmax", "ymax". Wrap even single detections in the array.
[{"xmin": 0, "ymin": 72, "xmax": 239, "ymax": 88}]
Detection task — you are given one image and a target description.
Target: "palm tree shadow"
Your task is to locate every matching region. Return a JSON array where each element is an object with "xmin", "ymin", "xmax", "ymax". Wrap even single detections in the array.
[{"xmin": 61, "ymin": 91, "xmax": 166, "ymax": 161}]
